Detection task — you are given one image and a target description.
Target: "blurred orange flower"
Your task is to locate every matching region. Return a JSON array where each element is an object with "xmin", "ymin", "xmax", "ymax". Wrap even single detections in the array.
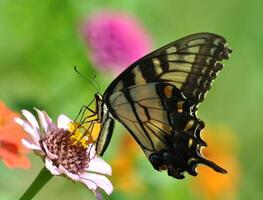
[
  {"xmin": 0, "ymin": 101, "xmax": 31, "ymax": 169},
  {"xmin": 110, "ymin": 134, "xmax": 145, "ymax": 194},
  {"xmin": 190, "ymin": 125, "xmax": 240, "ymax": 200}
]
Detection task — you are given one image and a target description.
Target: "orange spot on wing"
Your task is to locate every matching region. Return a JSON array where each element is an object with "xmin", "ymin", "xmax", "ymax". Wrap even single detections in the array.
[{"xmin": 164, "ymin": 85, "xmax": 173, "ymax": 98}]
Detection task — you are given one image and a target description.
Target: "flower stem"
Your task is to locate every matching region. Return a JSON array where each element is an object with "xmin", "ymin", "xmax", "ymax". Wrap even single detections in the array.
[{"xmin": 19, "ymin": 167, "xmax": 53, "ymax": 200}]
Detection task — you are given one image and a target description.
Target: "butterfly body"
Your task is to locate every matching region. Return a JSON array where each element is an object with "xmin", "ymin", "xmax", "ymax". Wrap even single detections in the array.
[{"xmin": 93, "ymin": 32, "xmax": 232, "ymax": 179}]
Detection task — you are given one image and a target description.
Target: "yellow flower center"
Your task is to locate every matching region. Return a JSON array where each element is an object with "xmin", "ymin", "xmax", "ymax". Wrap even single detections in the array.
[
  {"xmin": 68, "ymin": 122, "xmax": 95, "ymax": 148},
  {"xmin": 67, "ymin": 120, "xmax": 101, "ymax": 149}
]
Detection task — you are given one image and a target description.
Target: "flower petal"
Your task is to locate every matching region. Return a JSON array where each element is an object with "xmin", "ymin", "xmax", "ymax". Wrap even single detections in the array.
[
  {"xmin": 80, "ymin": 176, "xmax": 98, "ymax": 192},
  {"xmin": 45, "ymin": 158, "xmax": 61, "ymax": 175},
  {"xmin": 86, "ymin": 156, "xmax": 112, "ymax": 175},
  {"xmin": 42, "ymin": 142, "xmax": 58, "ymax": 160},
  {"xmin": 58, "ymin": 165, "xmax": 80, "ymax": 181},
  {"xmin": 34, "ymin": 108, "xmax": 51, "ymax": 134},
  {"xmin": 21, "ymin": 138, "xmax": 41, "ymax": 151},
  {"xmin": 21, "ymin": 109, "xmax": 39, "ymax": 131},
  {"xmin": 42, "ymin": 111, "xmax": 56, "ymax": 133},
  {"xmin": 15, "ymin": 117, "xmax": 40, "ymax": 143},
  {"xmin": 87, "ymin": 144, "xmax": 96, "ymax": 159},
  {"xmin": 57, "ymin": 114, "xmax": 72, "ymax": 130},
  {"xmin": 81, "ymin": 173, "xmax": 113, "ymax": 195}
]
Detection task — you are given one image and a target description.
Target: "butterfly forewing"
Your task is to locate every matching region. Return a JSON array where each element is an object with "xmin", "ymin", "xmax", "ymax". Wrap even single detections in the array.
[{"xmin": 104, "ymin": 32, "xmax": 231, "ymax": 104}]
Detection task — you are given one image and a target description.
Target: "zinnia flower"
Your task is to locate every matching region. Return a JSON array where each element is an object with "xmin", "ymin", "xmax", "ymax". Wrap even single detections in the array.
[
  {"xmin": 15, "ymin": 108, "xmax": 113, "ymax": 198},
  {"xmin": 82, "ymin": 10, "xmax": 152, "ymax": 73},
  {"xmin": 190, "ymin": 125, "xmax": 240, "ymax": 200},
  {"xmin": 0, "ymin": 101, "xmax": 30, "ymax": 169}
]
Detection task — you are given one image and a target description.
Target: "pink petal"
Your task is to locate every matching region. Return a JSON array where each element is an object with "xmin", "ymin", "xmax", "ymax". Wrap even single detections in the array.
[
  {"xmin": 87, "ymin": 144, "xmax": 96, "ymax": 159},
  {"xmin": 22, "ymin": 109, "xmax": 39, "ymax": 131},
  {"xmin": 57, "ymin": 114, "xmax": 72, "ymax": 130},
  {"xmin": 80, "ymin": 177, "xmax": 98, "ymax": 192},
  {"xmin": 15, "ymin": 117, "xmax": 40, "ymax": 143},
  {"xmin": 42, "ymin": 142, "xmax": 58, "ymax": 160},
  {"xmin": 34, "ymin": 108, "xmax": 50, "ymax": 134},
  {"xmin": 21, "ymin": 138, "xmax": 41, "ymax": 151},
  {"xmin": 42, "ymin": 111, "xmax": 56, "ymax": 133},
  {"xmin": 45, "ymin": 158, "xmax": 61, "ymax": 175},
  {"xmin": 58, "ymin": 165, "xmax": 80, "ymax": 181},
  {"xmin": 86, "ymin": 156, "xmax": 112, "ymax": 175},
  {"xmin": 81, "ymin": 173, "xmax": 113, "ymax": 195}
]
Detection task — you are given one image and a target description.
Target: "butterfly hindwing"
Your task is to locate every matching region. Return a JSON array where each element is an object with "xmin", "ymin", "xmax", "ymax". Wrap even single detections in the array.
[
  {"xmin": 106, "ymin": 82, "xmax": 226, "ymax": 178},
  {"xmin": 108, "ymin": 83, "xmax": 170, "ymax": 151}
]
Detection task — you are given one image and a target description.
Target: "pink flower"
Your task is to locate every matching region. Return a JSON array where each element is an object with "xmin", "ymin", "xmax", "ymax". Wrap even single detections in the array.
[
  {"xmin": 82, "ymin": 10, "xmax": 152, "ymax": 73},
  {"xmin": 15, "ymin": 108, "xmax": 113, "ymax": 198}
]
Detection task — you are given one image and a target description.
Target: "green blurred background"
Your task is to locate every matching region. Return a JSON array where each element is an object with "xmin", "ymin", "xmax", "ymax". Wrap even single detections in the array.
[{"xmin": 0, "ymin": 0, "xmax": 262, "ymax": 199}]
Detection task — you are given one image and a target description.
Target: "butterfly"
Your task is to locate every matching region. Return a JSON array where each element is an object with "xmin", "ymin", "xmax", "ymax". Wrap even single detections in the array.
[{"xmin": 87, "ymin": 32, "xmax": 231, "ymax": 179}]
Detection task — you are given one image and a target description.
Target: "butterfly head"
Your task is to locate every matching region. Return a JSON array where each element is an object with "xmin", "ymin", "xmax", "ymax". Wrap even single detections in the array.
[
  {"xmin": 94, "ymin": 93, "xmax": 104, "ymax": 122},
  {"xmin": 94, "ymin": 93, "xmax": 103, "ymax": 101}
]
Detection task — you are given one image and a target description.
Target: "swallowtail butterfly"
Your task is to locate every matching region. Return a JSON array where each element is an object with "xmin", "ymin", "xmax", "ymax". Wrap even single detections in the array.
[{"xmin": 86, "ymin": 33, "xmax": 231, "ymax": 179}]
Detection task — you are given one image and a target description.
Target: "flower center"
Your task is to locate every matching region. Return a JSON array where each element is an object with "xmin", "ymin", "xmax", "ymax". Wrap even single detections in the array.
[
  {"xmin": 42, "ymin": 123, "xmax": 95, "ymax": 174},
  {"xmin": 68, "ymin": 122, "xmax": 95, "ymax": 148}
]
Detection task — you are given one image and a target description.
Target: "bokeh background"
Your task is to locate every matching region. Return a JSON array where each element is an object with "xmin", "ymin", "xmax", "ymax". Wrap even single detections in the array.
[{"xmin": 0, "ymin": 0, "xmax": 262, "ymax": 199}]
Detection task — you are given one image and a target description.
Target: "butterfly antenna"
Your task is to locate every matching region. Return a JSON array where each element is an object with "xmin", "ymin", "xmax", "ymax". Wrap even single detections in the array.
[
  {"xmin": 74, "ymin": 66, "xmax": 99, "ymax": 93},
  {"xmin": 93, "ymin": 75, "xmax": 101, "ymax": 93}
]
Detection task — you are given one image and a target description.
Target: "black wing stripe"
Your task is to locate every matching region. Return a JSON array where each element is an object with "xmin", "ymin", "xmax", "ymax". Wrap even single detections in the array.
[
  {"xmin": 133, "ymin": 122, "xmax": 153, "ymax": 147},
  {"xmin": 139, "ymin": 59, "xmax": 157, "ymax": 83},
  {"xmin": 146, "ymin": 119, "xmax": 172, "ymax": 135},
  {"xmin": 144, "ymin": 122, "xmax": 167, "ymax": 145},
  {"xmin": 118, "ymin": 116, "xmax": 154, "ymax": 150},
  {"xmin": 123, "ymin": 89, "xmax": 155, "ymax": 148},
  {"xmin": 114, "ymin": 104, "xmax": 171, "ymax": 132},
  {"xmin": 158, "ymin": 52, "xmax": 169, "ymax": 72},
  {"xmin": 122, "ymin": 70, "xmax": 136, "ymax": 88},
  {"xmin": 146, "ymin": 120, "xmax": 170, "ymax": 135}
]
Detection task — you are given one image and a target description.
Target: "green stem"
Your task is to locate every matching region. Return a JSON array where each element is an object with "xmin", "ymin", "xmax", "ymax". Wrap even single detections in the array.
[{"xmin": 19, "ymin": 167, "xmax": 53, "ymax": 200}]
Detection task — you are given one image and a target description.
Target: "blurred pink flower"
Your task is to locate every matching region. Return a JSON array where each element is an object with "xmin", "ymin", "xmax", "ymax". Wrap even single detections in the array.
[
  {"xmin": 15, "ymin": 108, "xmax": 113, "ymax": 198},
  {"xmin": 82, "ymin": 10, "xmax": 152, "ymax": 73}
]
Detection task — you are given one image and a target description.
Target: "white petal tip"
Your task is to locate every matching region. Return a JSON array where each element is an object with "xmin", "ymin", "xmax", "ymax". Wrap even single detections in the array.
[
  {"xmin": 14, "ymin": 117, "xmax": 24, "ymax": 125},
  {"xmin": 45, "ymin": 158, "xmax": 61, "ymax": 176},
  {"xmin": 21, "ymin": 139, "xmax": 41, "ymax": 151},
  {"xmin": 57, "ymin": 114, "xmax": 72, "ymax": 130}
]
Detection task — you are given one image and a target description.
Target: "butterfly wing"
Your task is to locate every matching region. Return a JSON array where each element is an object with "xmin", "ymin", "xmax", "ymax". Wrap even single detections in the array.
[
  {"xmin": 104, "ymin": 32, "xmax": 231, "ymax": 104},
  {"xmin": 102, "ymin": 33, "xmax": 231, "ymax": 178}
]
